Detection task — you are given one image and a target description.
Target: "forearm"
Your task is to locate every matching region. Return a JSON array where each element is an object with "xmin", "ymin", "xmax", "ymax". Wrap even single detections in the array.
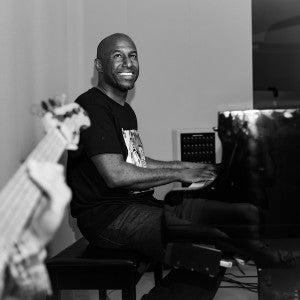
[
  {"xmin": 110, "ymin": 163, "xmax": 182, "ymax": 190},
  {"xmin": 145, "ymin": 157, "xmax": 202, "ymax": 169},
  {"xmin": 91, "ymin": 153, "xmax": 210, "ymax": 191}
]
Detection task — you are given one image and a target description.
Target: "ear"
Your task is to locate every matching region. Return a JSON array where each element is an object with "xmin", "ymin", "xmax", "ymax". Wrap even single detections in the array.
[{"xmin": 94, "ymin": 58, "xmax": 103, "ymax": 73}]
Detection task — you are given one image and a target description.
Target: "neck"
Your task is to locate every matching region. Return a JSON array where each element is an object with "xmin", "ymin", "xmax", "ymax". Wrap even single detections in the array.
[{"xmin": 96, "ymin": 82, "xmax": 127, "ymax": 106}]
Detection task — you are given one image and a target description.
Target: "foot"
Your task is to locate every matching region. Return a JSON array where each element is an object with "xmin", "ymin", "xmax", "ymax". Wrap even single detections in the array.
[
  {"xmin": 259, "ymin": 274, "xmax": 299, "ymax": 299},
  {"xmin": 252, "ymin": 243, "xmax": 300, "ymax": 269},
  {"xmin": 260, "ymin": 284, "xmax": 298, "ymax": 300}
]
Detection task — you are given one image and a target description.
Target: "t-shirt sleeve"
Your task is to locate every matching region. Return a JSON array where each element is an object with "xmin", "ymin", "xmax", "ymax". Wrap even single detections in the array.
[{"xmin": 80, "ymin": 104, "xmax": 122, "ymax": 157}]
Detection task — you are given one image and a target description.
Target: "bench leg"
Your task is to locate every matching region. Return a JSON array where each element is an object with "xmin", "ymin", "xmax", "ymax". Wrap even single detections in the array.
[
  {"xmin": 154, "ymin": 263, "xmax": 163, "ymax": 286},
  {"xmin": 122, "ymin": 286, "xmax": 136, "ymax": 300},
  {"xmin": 99, "ymin": 289, "xmax": 107, "ymax": 300},
  {"xmin": 122, "ymin": 272, "xmax": 136, "ymax": 300}
]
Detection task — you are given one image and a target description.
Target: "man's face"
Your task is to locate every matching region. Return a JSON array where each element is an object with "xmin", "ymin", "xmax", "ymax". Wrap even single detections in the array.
[{"xmin": 100, "ymin": 37, "xmax": 139, "ymax": 91}]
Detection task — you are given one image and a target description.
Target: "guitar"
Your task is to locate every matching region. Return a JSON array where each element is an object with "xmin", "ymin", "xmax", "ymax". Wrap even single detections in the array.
[{"xmin": 0, "ymin": 96, "xmax": 90, "ymax": 295}]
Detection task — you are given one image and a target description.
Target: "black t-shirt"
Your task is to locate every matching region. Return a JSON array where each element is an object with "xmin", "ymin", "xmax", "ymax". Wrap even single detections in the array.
[{"xmin": 67, "ymin": 87, "xmax": 162, "ymax": 238}]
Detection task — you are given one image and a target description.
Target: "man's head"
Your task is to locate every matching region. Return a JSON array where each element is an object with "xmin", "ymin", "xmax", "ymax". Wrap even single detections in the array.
[{"xmin": 95, "ymin": 33, "xmax": 139, "ymax": 92}]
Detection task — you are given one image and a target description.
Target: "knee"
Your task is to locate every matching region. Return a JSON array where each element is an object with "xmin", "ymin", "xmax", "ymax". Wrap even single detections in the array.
[{"xmin": 239, "ymin": 203, "xmax": 259, "ymax": 224}]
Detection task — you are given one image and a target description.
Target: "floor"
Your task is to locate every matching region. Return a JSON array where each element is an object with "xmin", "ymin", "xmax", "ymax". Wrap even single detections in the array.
[
  {"xmin": 60, "ymin": 238, "xmax": 300, "ymax": 299},
  {"xmin": 61, "ymin": 263, "xmax": 258, "ymax": 300}
]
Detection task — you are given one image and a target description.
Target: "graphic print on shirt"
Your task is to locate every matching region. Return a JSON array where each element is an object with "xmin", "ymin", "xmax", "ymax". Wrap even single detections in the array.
[{"xmin": 122, "ymin": 129, "xmax": 147, "ymax": 168}]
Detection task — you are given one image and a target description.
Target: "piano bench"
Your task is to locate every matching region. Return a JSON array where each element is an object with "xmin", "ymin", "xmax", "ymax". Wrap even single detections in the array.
[{"xmin": 46, "ymin": 237, "xmax": 163, "ymax": 300}]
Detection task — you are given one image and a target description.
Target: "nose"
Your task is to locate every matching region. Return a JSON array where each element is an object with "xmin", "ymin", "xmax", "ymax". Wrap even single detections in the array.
[{"xmin": 122, "ymin": 56, "xmax": 132, "ymax": 68}]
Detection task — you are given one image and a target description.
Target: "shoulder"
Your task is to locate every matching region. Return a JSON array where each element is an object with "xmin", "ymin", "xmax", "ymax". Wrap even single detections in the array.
[
  {"xmin": 124, "ymin": 102, "xmax": 136, "ymax": 115},
  {"xmin": 75, "ymin": 88, "xmax": 113, "ymax": 114},
  {"xmin": 75, "ymin": 88, "xmax": 107, "ymax": 106},
  {"xmin": 124, "ymin": 103, "xmax": 137, "ymax": 120}
]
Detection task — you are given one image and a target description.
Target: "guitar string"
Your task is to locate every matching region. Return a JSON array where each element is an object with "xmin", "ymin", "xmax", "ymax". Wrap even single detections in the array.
[
  {"xmin": 0, "ymin": 130, "xmax": 58, "ymax": 200},
  {"xmin": 0, "ymin": 131, "xmax": 58, "ymax": 211},
  {"xmin": 0, "ymin": 131, "xmax": 58, "ymax": 270},
  {"xmin": 2, "ymin": 130, "xmax": 66, "ymax": 232},
  {"xmin": 0, "ymin": 130, "xmax": 65, "ymax": 256},
  {"xmin": 0, "ymin": 133, "xmax": 54, "ymax": 222},
  {"xmin": 0, "ymin": 131, "xmax": 64, "ymax": 290},
  {"xmin": 0, "ymin": 129, "xmax": 67, "ymax": 253},
  {"xmin": 0, "ymin": 131, "xmax": 63, "ymax": 245},
  {"xmin": 1, "ymin": 128, "xmax": 66, "ymax": 204}
]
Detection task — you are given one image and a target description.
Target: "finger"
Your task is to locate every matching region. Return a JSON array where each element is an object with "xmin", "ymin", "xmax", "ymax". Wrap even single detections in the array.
[
  {"xmin": 27, "ymin": 160, "xmax": 69, "ymax": 200},
  {"xmin": 49, "ymin": 185, "xmax": 72, "ymax": 213},
  {"xmin": 28, "ymin": 160, "xmax": 64, "ymax": 180}
]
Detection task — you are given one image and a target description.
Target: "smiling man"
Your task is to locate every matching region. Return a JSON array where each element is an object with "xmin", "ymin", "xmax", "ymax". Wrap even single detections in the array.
[{"xmin": 67, "ymin": 33, "xmax": 300, "ymax": 299}]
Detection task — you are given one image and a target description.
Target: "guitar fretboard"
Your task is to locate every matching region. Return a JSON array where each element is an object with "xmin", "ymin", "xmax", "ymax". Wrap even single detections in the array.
[{"xmin": 0, "ymin": 128, "xmax": 67, "ymax": 270}]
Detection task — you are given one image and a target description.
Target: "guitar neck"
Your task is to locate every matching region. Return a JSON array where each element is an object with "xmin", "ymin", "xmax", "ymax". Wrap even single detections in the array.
[{"xmin": 0, "ymin": 128, "xmax": 67, "ymax": 259}]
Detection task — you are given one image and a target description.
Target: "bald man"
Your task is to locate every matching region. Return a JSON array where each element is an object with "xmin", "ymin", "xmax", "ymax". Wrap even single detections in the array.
[{"xmin": 66, "ymin": 33, "xmax": 300, "ymax": 280}]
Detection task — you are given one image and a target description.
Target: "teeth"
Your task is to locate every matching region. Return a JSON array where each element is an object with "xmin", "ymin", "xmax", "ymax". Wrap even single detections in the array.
[{"xmin": 120, "ymin": 72, "xmax": 133, "ymax": 76}]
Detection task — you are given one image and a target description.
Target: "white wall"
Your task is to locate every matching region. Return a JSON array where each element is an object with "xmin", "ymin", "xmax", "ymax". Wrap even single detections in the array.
[
  {"xmin": 0, "ymin": 0, "xmax": 71, "ymax": 189},
  {"xmin": 0, "ymin": 0, "xmax": 78, "ymax": 256}
]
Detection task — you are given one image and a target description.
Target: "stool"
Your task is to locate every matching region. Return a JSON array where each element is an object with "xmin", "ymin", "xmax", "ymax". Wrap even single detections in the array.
[{"xmin": 46, "ymin": 237, "xmax": 163, "ymax": 300}]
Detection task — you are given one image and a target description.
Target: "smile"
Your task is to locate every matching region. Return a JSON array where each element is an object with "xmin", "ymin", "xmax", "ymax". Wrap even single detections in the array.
[
  {"xmin": 119, "ymin": 72, "xmax": 133, "ymax": 76},
  {"xmin": 118, "ymin": 72, "xmax": 134, "ymax": 80}
]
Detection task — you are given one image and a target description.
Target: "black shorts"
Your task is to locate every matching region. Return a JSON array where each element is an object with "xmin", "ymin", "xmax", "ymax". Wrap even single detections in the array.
[
  {"xmin": 90, "ymin": 204, "xmax": 165, "ymax": 262},
  {"xmin": 88, "ymin": 197, "xmax": 208, "ymax": 262}
]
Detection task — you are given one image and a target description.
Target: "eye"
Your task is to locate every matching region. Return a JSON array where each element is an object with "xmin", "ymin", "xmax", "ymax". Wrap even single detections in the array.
[
  {"xmin": 113, "ymin": 53, "xmax": 122, "ymax": 59},
  {"xmin": 130, "ymin": 53, "xmax": 138, "ymax": 60}
]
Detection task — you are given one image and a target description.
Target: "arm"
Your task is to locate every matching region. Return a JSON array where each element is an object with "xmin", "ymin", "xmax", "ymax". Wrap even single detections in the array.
[
  {"xmin": 91, "ymin": 153, "xmax": 215, "ymax": 191},
  {"xmin": 145, "ymin": 156, "xmax": 213, "ymax": 170}
]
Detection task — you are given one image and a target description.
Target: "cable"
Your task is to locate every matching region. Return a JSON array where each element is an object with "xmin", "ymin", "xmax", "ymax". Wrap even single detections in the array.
[
  {"xmin": 223, "ymin": 278, "xmax": 257, "ymax": 288},
  {"xmin": 226, "ymin": 272, "xmax": 258, "ymax": 278},
  {"xmin": 220, "ymin": 276, "xmax": 258, "ymax": 293},
  {"xmin": 224, "ymin": 276, "xmax": 258, "ymax": 285},
  {"xmin": 219, "ymin": 285, "xmax": 258, "ymax": 293}
]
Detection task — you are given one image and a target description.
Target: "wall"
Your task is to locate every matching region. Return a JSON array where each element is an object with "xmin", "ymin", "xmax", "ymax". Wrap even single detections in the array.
[
  {"xmin": 0, "ymin": 0, "xmax": 77, "ymax": 256},
  {"xmin": 252, "ymin": 0, "xmax": 300, "ymax": 108},
  {"xmin": 0, "ymin": 0, "xmax": 72, "ymax": 188}
]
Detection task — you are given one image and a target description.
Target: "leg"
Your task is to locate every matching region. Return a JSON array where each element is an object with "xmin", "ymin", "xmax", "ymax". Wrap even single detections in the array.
[
  {"xmin": 122, "ymin": 271, "xmax": 136, "ymax": 300},
  {"xmin": 153, "ymin": 263, "xmax": 163, "ymax": 286},
  {"xmin": 98, "ymin": 290, "xmax": 107, "ymax": 300},
  {"xmin": 89, "ymin": 204, "xmax": 165, "ymax": 262},
  {"xmin": 168, "ymin": 198, "xmax": 300, "ymax": 268},
  {"xmin": 169, "ymin": 198, "xmax": 260, "ymax": 239},
  {"xmin": 197, "ymin": 200, "xmax": 260, "ymax": 239},
  {"xmin": 122, "ymin": 287, "xmax": 136, "ymax": 300}
]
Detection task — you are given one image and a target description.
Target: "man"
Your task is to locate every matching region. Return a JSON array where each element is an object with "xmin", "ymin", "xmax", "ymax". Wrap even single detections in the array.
[
  {"xmin": 3, "ymin": 160, "xmax": 71, "ymax": 299},
  {"xmin": 67, "ymin": 33, "xmax": 299, "ymax": 276}
]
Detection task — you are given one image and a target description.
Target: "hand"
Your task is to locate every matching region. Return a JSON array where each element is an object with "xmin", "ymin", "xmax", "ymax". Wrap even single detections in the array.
[
  {"xmin": 182, "ymin": 161, "xmax": 217, "ymax": 172},
  {"xmin": 193, "ymin": 163, "xmax": 218, "ymax": 177},
  {"xmin": 26, "ymin": 160, "xmax": 72, "ymax": 247},
  {"xmin": 179, "ymin": 164, "xmax": 217, "ymax": 184},
  {"xmin": 180, "ymin": 161, "xmax": 205, "ymax": 169}
]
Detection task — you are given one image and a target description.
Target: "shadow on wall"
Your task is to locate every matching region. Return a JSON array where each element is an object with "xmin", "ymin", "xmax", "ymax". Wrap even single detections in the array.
[
  {"xmin": 68, "ymin": 211, "xmax": 82, "ymax": 240},
  {"xmin": 58, "ymin": 151, "xmax": 83, "ymax": 241}
]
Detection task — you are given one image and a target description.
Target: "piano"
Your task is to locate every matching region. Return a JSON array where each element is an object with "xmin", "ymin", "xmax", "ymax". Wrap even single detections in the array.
[{"xmin": 166, "ymin": 108, "xmax": 300, "ymax": 238}]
